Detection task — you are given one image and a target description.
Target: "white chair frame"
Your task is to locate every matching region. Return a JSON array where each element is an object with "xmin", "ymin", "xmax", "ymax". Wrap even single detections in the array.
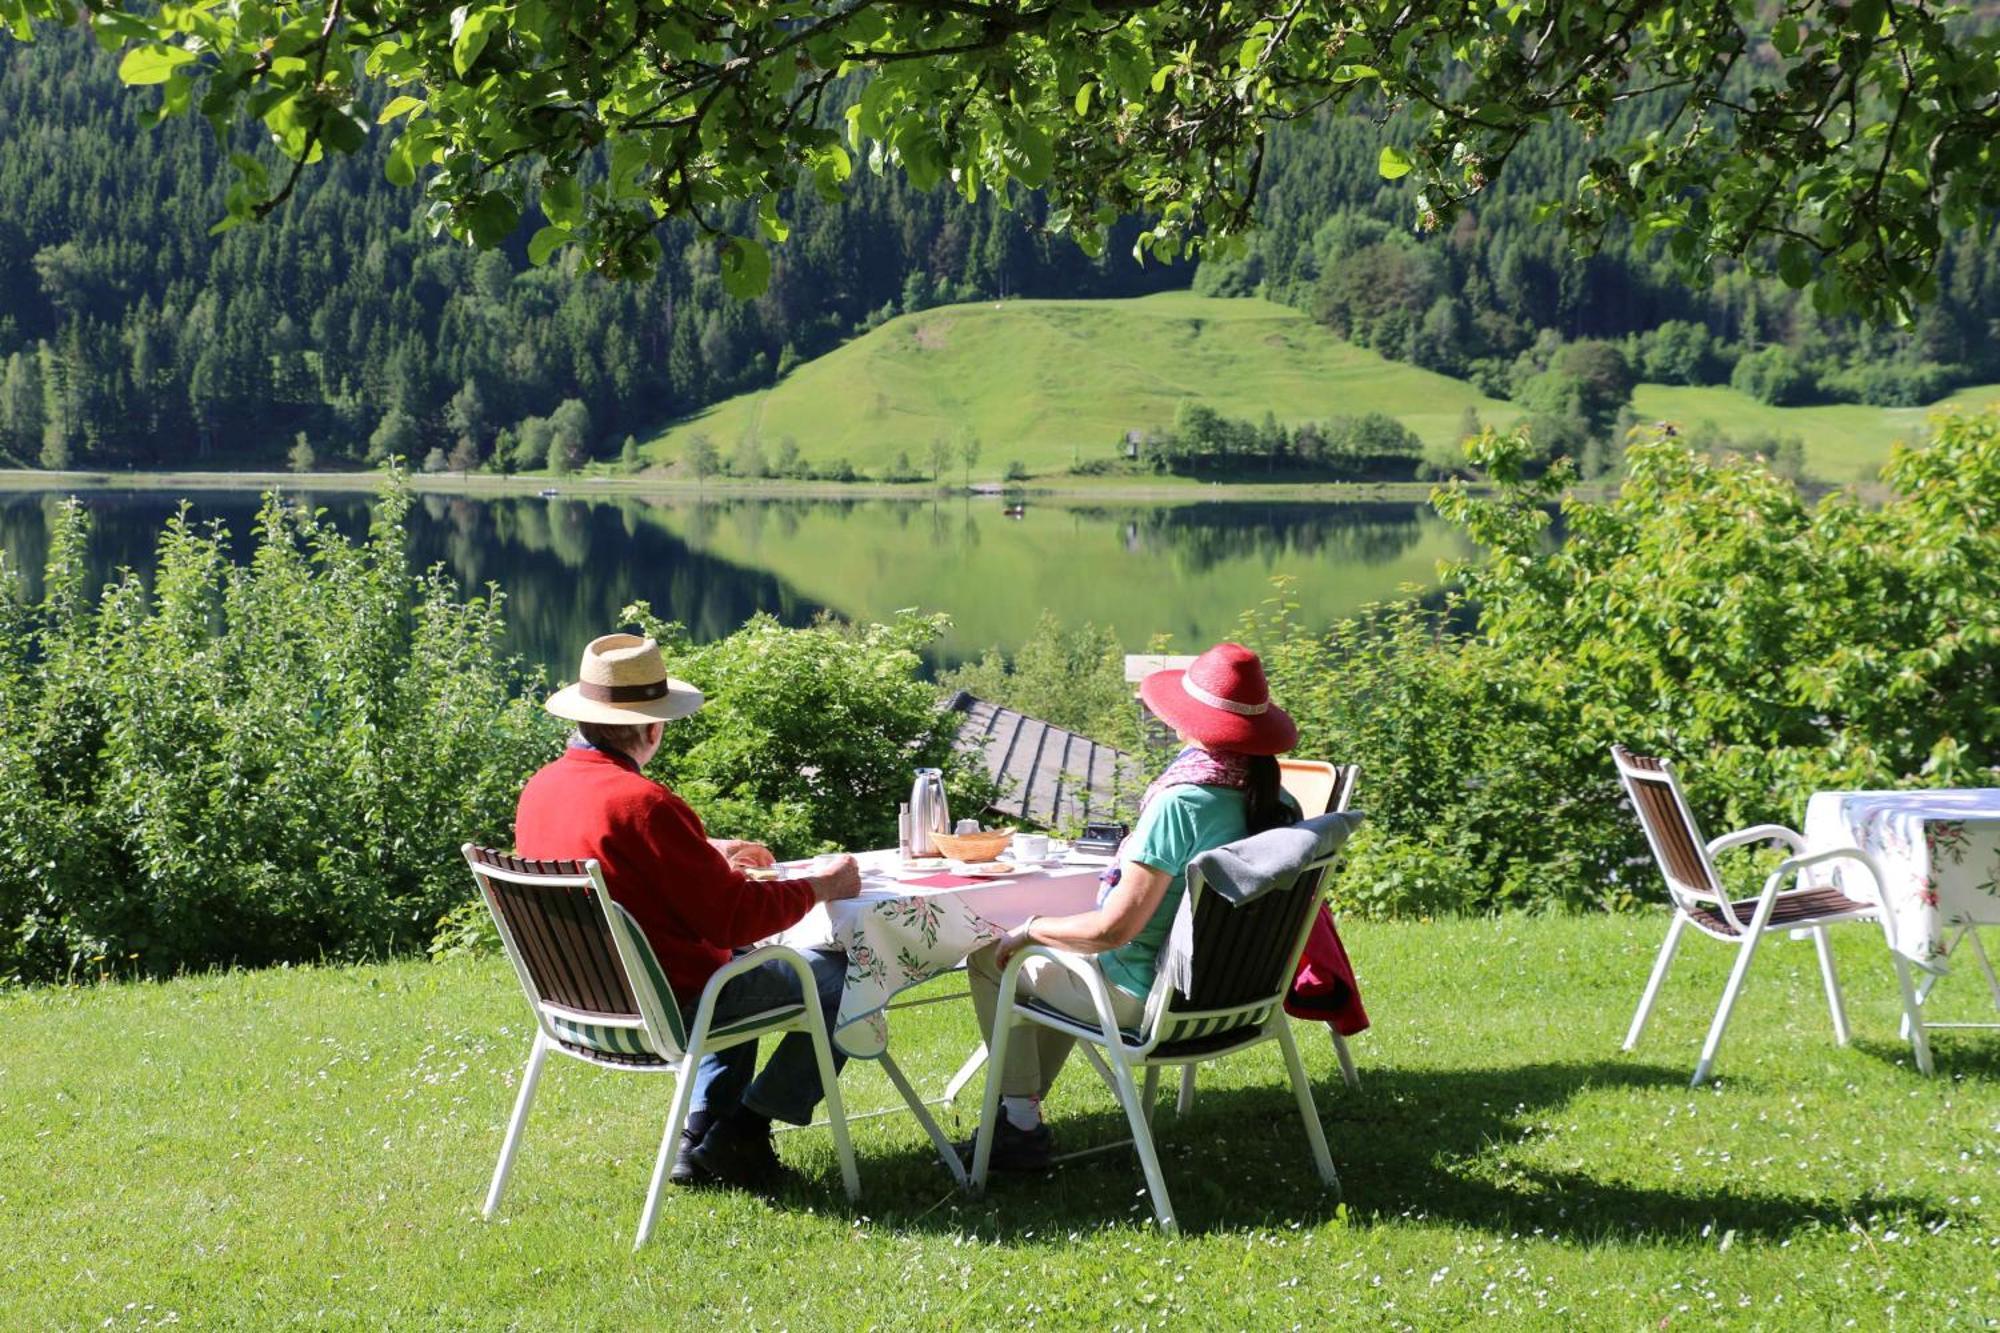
[
  {"xmin": 967, "ymin": 855, "xmax": 1342, "ymax": 1235},
  {"xmin": 467, "ymin": 847, "xmax": 866, "ymax": 1248},
  {"xmin": 1174, "ymin": 760, "xmax": 1364, "ymax": 1115},
  {"xmin": 1612, "ymin": 749, "xmax": 1935, "ymax": 1084}
]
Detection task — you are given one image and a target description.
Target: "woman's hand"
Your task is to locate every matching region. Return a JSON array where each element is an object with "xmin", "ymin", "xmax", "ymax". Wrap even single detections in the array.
[{"xmin": 995, "ymin": 917, "xmax": 1039, "ymax": 967}]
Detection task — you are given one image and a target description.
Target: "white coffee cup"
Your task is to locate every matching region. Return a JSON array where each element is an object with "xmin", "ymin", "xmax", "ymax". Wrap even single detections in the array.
[{"xmin": 1010, "ymin": 832, "xmax": 1050, "ymax": 862}]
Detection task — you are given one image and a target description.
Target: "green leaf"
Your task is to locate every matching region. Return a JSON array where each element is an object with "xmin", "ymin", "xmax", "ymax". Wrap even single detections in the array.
[
  {"xmin": 1073, "ymin": 82, "xmax": 1093, "ymax": 116},
  {"xmin": 1005, "ymin": 121, "xmax": 1054, "ymax": 189},
  {"xmin": 720, "ymin": 236, "xmax": 772, "ymax": 299},
  {"xmin": 756, "ymin": 195, "xmax": 789, "ymax": 244},
  {"xmin": 1378, "ymin": 145, "xmax": 1415, "ymax": 180},
  {"xmin": 376, "ymin": 95, "xmax": 424, "ymax": 125},
  {"xmin": 451, "ymin": 6, "xmax": 500, "ymax": 79},
  {"xmin": 384, "ymin": 134, "xmax": 419, "ymax": 187},
  {"xmin": 527, "ymin": 225, "xmax": 570, "ymax": 267},
  {"xmin": 118, "ymin": 45, "xmax": 194, "ymax": 86},
  {"xmin": 1777, "ymin": 240, "xmax": 1812, "ymax": 290},
  {"xmin": 1771, "ymin": 18, "xmax": 1801, "ymax": 57},
  {"xmin": 466, "ymin": 190, "xmax": 518, "ymax": 248},
  {"xmin": 541, "ymin": 173, "xmax": 581, "ymax": 227}
]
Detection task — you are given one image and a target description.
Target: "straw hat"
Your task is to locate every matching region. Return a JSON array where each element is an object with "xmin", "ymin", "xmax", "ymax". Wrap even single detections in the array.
[
  {"xmin": 1138, "ymin": 641, "xmax": 1297, "ymax": 756},
  {"xmin": 544, "ymin": 633, "xmax": 704, "ymax": 726}
]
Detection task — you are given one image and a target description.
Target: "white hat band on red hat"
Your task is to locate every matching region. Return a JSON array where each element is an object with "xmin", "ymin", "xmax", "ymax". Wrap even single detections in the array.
[{"xmin": 1182, "ymin": 674, "xmax": 1269, "ymax": 716}]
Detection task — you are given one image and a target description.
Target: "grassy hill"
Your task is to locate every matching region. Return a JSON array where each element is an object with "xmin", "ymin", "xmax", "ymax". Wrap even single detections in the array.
[
  {"xmin": 644, "ymin": 293, "xmax": 1513, "ymax": 476},
  {"xmin": 644, "ymin": 293, "xmax": 2000, "ymax": 484}
]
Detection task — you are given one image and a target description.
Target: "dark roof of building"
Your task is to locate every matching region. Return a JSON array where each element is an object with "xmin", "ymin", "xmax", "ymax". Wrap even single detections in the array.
[{"xmin": 945, "ymin": 690, "xmax": 1142, "ymax": 830}]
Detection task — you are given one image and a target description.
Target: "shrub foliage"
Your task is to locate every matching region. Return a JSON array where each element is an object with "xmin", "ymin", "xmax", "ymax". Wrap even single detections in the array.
[{"xmin": 0, "ymin": 481, "xmax": 561, "ymax": 983}]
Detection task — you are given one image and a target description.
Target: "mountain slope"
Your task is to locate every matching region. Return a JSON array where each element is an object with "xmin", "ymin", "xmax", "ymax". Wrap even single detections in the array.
[
  {"xmin": 646, "ymin": 293, "xmax": 1513, "ymax": 474},
  {"xmin": 646, "ymin": 294, "xmax": 1996, "ymax": 481}
]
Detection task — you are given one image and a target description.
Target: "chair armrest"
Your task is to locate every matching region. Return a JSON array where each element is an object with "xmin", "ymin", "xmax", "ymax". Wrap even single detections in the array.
[
  {"xmin": 1707, "ymin": 824, "xmax": 1806, "ymax": 856},
  {"xmin": 993, "ymin": 944, "xmax": 1134, "ymax": 1048},
  {"xmin": 1756, "ymin": 846, "xmax": 1902, "ymax": 951},
  {"xmin": 681, "ymin": 944, "xmax": 830, "ymax": 1048}
]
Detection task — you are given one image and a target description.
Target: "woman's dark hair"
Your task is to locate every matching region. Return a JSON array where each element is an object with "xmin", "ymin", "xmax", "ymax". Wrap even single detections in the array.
[{"xmin": 1243, "ymin": 755, "xmax": 1300, "ymax": 834}]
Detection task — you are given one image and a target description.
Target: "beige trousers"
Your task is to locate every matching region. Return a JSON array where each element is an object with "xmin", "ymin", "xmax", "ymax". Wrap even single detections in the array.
[{"xmin": 966, "ymin": 943, "xmax": 1148, "ymax": 1099}]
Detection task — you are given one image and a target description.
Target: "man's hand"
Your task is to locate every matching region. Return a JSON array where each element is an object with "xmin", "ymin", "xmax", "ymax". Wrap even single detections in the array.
[
  {"xmin": 808, "ymin": 855, "xmax": 862, "ymax": 903},
  {"xmin": 713, "ymin": 838, "xmax": 777, "ymax": 870}
]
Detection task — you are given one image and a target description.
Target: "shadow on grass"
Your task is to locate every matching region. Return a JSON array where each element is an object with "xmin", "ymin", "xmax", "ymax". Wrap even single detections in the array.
[
  {"xmin": 1851, "ymin": 1031, "xmax": 2000, "ymax": 1081},
  {"xmin": 816, "ymin": 1057, "xmax": 1952, "ymax": 1242}
]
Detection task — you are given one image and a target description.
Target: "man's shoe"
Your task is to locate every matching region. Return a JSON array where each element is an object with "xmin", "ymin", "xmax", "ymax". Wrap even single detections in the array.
[
  {"xmin": 668, "ymin": 1127, "xmax": 714, "ymax": 1187},
  {"xmin": 687, "ymin": 1114, "xmax": 794, "ymax": 1191},
  {"xmin": 958, "ymin": 1117, "xmax": 1054, "ymax": 1173}
]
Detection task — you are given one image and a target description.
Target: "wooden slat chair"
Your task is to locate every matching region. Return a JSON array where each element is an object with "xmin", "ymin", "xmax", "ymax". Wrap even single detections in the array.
[
  {"xmin": 969, "ymin": 834, "xmax": 1346, "ymax": 1234},
  {"xmin": 465, "ymin": 845, "xmax": 859, "ymax": 1249},
  {"xmin": 1612, "ymin": 746, "xmax": 1934, "ymax": 1083}
]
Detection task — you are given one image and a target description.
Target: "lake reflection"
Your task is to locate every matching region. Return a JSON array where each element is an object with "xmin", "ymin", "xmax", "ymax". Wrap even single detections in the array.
[{"xmin": 0, "ymin": 489, "xmax": 1464, "ymax": 675}]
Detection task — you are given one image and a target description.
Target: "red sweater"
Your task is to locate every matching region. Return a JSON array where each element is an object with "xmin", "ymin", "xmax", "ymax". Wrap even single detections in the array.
[{"xmin": 514, "ymin": 746, "xmax": 815, "ymax": 1004}]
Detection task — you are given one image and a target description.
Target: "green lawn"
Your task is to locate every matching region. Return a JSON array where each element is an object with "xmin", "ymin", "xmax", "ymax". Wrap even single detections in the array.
[
  {"xmin": 1630, "ymin": 382, "xmax": 2000, "ymax": 484},
  {"xmin": 7, "ymin": 915, "xmax": 1998, "ymax": 1328},
  {"xmin": 642, "ymin": 293, "xmax": 2000, "ymax": 487}
]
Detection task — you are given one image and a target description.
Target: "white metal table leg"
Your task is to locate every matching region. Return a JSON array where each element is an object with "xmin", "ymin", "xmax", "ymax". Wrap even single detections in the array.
[
  {"xmin": 943, "ymin": 1043, "xmax": 989, "ymax": 1103},
  {"xmin": 1890, "ymin": 952, "xmax": 1937, "ymax": 1076},
  {"xmin": 880, "ymin": 1053, "xmax": 968, "ymax": 1186},
  {"xmin": 1962, "ymin": 928, "xmax": 2000, "ymax": 1011},
  {"xmin": 1176, "ymin": 1065, "xmax": 1196, "ymax": 1115}
]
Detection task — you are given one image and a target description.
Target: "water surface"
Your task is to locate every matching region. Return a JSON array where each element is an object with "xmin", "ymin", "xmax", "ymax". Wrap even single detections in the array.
[{"xmin": 0, "ymin": 489, "xmax": 1465, "ymax": 675}]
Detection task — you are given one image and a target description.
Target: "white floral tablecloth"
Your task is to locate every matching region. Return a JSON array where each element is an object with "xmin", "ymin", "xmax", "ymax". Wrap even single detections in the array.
[
  {"xmin": 769, "ymin": 850, "xmax": 1103, "ymax": 1058},
  {"xmin": 1803, "ymin": 789, "xmax": 2000, "ymax": 967}
]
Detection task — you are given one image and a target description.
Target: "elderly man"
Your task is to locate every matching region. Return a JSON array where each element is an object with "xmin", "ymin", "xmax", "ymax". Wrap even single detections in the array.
[{"xmin": 516, "ymin": 632, "xmax": 861, "ymax": 1191}]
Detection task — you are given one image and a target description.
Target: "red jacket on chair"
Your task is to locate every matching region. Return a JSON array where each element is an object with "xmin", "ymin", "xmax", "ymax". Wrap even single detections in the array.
[
  {"xmin": 514, "ymin": 744, "xmax": 815, "ymax": 1003},
  {"xmin": 1287, "ymin": 904, "xmax": 1370, "ymax": 1037}
]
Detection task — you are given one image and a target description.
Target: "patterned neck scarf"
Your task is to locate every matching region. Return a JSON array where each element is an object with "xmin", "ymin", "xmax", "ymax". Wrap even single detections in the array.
[
  {"xmin": 1102, "ymin": 745, "xmax": 1252, "ymax": 887},
  {"xmin": 1138, "ymin": 745, "xmax": 1252, "ymax": 812}
]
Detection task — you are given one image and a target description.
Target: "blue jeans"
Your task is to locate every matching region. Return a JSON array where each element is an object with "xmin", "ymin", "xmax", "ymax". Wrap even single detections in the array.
[{"xmin": 688, "ymin": 948, "xmax": 848, "ymax": 1126}]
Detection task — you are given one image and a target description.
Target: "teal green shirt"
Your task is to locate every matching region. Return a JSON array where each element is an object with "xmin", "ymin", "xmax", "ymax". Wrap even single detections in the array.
[{"xmin": 1098, "ymin": 784, "xmax": 1255, "ymax": 999}]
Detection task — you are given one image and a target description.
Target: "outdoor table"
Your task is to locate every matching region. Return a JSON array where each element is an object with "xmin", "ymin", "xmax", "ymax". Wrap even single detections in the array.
[
  {"xmin": 768, "ymin": 848, "xmax": 1104, "ymax": 1059},
  {"xmin": 1802, "ymin": 788, "xmax": 2000, "ymax": 973}
]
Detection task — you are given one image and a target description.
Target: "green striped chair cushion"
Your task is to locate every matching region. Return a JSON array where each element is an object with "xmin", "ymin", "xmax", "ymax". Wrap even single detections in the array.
[{"xmin": 547, "ymin": 1005, "xmax": 810, "ymax": 1065}]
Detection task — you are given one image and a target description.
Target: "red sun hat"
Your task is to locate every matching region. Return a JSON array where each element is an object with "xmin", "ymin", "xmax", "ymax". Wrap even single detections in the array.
[{"xmin": 1139, "ymin": 642, "xmax": 1298, "ymax": 756}]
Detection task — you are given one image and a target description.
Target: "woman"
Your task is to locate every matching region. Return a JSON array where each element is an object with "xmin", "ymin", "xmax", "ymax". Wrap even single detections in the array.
[{"xmin": 965, "ymin": 641, "xmax": 1300, "ymax": 1170}]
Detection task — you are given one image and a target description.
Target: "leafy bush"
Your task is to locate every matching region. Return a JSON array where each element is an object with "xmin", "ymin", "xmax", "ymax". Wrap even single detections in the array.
[
  {"xmin": 1730, "ymin": 345, "xmax": 1816, "ymax": 405},
  {"xmin": 0, "ymin": 479, "xmax": 561, "ymax": 984},
  {"xmin": 1243, "ymin": 411, "xmax": 2000, "ymax": 913},
  {"xmin": 623, "ymin": 605, "xmax": 994, "ymax": 859}
]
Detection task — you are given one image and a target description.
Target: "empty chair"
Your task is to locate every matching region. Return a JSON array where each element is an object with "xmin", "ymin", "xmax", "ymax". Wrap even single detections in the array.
[{"xmin": 1612, "ymin": 746, "xmax": 1931, "ymax": 1084}]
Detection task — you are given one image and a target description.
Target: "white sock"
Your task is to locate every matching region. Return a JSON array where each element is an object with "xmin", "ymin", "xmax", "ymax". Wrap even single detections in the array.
[{"xmin": 1001, "ymin": 1095, "xmax": 1042, "ymax": 1131}]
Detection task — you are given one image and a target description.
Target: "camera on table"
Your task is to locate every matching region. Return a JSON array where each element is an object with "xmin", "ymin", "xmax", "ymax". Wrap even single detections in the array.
[{"xmin": 1072, "ymin": 822, "xmax": 1129, "ymax": 858}]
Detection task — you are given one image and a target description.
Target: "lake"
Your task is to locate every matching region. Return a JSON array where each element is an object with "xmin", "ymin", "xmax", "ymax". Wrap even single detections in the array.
[{"xmin": 0, "ymin": 488, "xmax": 1466, "ymax": 675}]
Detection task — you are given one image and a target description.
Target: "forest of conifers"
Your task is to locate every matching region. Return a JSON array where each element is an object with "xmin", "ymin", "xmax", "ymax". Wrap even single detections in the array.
[{"xmin": 5, "ymin": 25, "xmax": 2000, "ymax": 471}]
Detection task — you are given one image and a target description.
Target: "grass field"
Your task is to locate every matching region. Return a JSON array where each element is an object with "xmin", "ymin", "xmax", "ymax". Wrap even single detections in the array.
[
  {"xmin": 644, "ymin": 294, "xmax": 2000, "ymax": 486},
  {"xmin": 643, "ymin": 294, "xmax": 1515, "ymax": 477},
  {"xmin": 7, "ymin": 914, "xmax": 1998, "ymax": 1328},
  {"xmin": 1630, "ymin": 382, "xmax": 2000, "ymax": 483}
]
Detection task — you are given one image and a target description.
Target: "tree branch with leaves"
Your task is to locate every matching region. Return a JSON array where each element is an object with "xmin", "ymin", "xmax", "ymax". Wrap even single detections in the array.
[{"xmin": 6, "ymin": 0, "xmax": 1995, "ymax": 319}]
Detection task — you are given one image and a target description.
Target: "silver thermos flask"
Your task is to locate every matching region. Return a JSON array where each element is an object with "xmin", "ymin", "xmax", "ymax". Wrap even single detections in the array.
[{"xmin": 908, "ymin": 768, "xmax": 950, "ymax": 857}]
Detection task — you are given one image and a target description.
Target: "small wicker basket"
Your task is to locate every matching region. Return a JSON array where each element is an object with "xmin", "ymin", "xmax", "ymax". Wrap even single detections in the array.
[{"xmin": 929, "ymin": 829, "xmax": 1014, "ymax": 862}]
